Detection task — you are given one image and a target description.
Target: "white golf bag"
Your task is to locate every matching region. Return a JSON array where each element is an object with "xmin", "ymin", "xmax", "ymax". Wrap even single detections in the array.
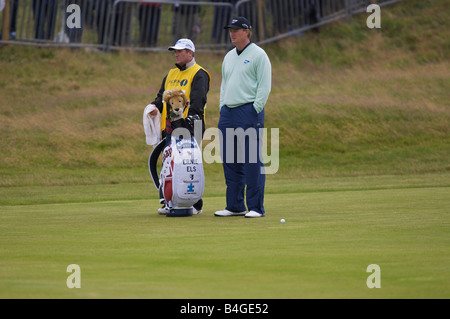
[{"xmin": 149, "ymin": 136, "xmax": 204, "ymax": 217}]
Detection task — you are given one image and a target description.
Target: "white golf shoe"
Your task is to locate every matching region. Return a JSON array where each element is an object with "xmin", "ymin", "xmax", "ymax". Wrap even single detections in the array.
[
  {"xmin": 157, "ymin": 205, "xmax": 167, "ymax": 215},
  {"xmin": 245, "ymin": 210, "xmax": 264, "ymax": 218},
  {"xmin": 214, "ymin": 209, "xmax": 246, "ymax": 217}
]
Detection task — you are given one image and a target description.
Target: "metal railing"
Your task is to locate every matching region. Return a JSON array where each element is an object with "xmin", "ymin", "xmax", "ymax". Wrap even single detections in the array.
[{"xmin": 0, "ymin": 0, "xmax": 403, "ymax": 51}]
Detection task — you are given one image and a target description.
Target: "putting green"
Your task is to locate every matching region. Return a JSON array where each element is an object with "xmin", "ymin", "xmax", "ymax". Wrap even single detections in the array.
[{"xmin": 1, "ymin": 184, "xmax": 448, "ymax": 298}]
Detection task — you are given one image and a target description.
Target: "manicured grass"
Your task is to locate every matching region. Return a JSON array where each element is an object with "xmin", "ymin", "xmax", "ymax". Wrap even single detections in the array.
[{"xmin": 1, "ymin": 176, "xmax": 448, "ymax": 298}]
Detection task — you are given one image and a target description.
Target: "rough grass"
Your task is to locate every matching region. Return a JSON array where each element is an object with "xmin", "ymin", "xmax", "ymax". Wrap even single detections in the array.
[{"xmin": 0, "ymin": 0, "xmax": 449, "ymax": 186}]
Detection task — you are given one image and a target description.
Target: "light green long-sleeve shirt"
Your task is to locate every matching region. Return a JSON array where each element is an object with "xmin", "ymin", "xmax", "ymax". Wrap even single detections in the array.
[{"xmin": 220, "ymin": 43, "xmax": 272, "ymax": 113}]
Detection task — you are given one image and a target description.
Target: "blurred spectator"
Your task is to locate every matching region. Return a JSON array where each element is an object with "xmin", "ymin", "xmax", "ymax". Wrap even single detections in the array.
[
  {"xmin": 32, "ymin": 0, "xmax": 58, "ymax": 40},
  {"xmin": 171, "ymin": 0, "xmax": 200, "ymax": 43},
  {"xmin": 269, "ymin": 0, "xmax": 298, "ymax": 34},
  {"xmin": 96, "ymin": 0, "xmax": 132, "ymax": 46},
  {"xmin": 95, "ymin": 0, "xmax": 108, "ymax": 45},
  {"xmin": 307, "ymin": 0, "xmax": 319, "ymax": 32},
  {"xmin": 138, "ymin": 1, "xmax": 161, "ymax": 47},
  {"xmin": 269, "ymin": 0, "xmax": 320, "ymax": 35},
  {"xmin": 211, "ymin": 0, "xmax": 236, "ymax": 44},
  {"xmin": 8, "ymin": 0, "xmax": 20, "ymax": 39},
  {"xmin": 234, "ymin": 0, "xmax": 264, "ymax": 41},
  {"xmin": 112, "ymin": 1, "xmax": 133, "ymax": 46}
]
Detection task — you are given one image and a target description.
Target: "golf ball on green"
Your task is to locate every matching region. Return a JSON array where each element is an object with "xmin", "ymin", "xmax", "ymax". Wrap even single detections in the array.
[{"xmin": 280, "ymin": 219, "xmax": 285, "ymax": 223}]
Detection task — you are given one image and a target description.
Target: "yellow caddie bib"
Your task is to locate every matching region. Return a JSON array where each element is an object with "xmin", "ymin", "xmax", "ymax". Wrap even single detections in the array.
[{"xmin": 161, "ymin": 63, "xmax": 210, "ymax": 131}]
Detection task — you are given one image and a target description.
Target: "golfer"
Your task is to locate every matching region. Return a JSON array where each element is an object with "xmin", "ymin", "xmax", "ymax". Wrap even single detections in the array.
[
  {"xmin": 214, "ymin": 17, "xmax": 272, "ymax": 218},
  {"xmin": 149, "ymin": 38, "xmax": 210, "ymax": 215}
]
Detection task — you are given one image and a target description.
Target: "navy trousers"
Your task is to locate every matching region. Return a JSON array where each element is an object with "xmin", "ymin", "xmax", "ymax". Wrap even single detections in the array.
[{"xmin": 218, "ymin": 103, "xmax": 265, "ymax": 215}]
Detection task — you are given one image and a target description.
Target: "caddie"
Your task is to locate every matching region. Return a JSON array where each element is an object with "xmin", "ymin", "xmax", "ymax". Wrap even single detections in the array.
[{"xmin": 147, "ymin": 38, "xmax": 211, "ymax": 215}]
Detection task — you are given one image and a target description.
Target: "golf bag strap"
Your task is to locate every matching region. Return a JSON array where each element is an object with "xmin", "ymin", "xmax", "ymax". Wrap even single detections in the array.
[{"xmin": 148, "ymin": 139, "xmax": 166, "ymax": 190}]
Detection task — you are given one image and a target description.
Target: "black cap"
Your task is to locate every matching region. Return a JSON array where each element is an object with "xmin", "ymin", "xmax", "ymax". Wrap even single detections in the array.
[{"xmin": 224, "ymin": 17, "xmax": 252, "ymax": 30}]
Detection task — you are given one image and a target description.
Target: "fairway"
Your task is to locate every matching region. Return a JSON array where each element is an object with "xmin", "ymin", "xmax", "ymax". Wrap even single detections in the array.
[{"xmin": 1, "ymin": 175, "xmax": 449, "ymax": 299}]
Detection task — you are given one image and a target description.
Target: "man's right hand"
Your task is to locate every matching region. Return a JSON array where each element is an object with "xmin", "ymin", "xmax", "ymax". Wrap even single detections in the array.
[{"xmin": 147, "ymin": 104, "xmax": 158, "ymax": 116}]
